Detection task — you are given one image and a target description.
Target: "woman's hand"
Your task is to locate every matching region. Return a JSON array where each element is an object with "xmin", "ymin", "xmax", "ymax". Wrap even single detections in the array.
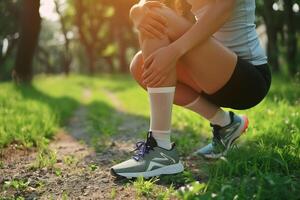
[
  {"xmin": 142, "ymin": 45, "xmax": 180, "ymax": 86},
  {"xmin": 133, "ymin": 1, "xmax": 168, "ymax": 39}
]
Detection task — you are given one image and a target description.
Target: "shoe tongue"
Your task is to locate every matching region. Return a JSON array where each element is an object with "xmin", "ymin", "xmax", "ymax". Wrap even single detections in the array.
[
  {"xmin": 229, "ymin": 111, "xmax": 234, "ymax": 124},
  {"xmin": 210, "ymin": 124, "xmax": 222, "ymax": 138},
  {"xmin": 210, "ymin": 123, "xmax": 221, "ymax": 130},
  {"xmin": 146, "ymin": 131, "xmax": 158, "ymax": 148}
]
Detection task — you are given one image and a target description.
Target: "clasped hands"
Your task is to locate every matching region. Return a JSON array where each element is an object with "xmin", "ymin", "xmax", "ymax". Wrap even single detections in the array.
[
  {"xmin": 134, "ymin": 1, "xmax": 180, "ymax": 86},
  {"xmin": 142, "ymin": 46, "xmax": 179, "ymax": 87}
]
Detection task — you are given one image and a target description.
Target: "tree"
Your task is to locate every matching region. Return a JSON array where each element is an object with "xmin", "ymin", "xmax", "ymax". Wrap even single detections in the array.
[
  {"xmin": 54, "ymin": 0, "xmax": 72, "ymax": 75},
  {"xmin": 13, "ymin": 0, "xmax": 41, "ymax": 83},
  {"xmin": 283, "ymin": 0, "xmax": 298, "ymax": 75},
  {"xmin": 73, "ymin": 0, "xmax": 138, "ymax": 73},
  {"xmin": 111, "ymin": 0, "xmax": 139, "ymax": 73},
  {"xmin": 258, "ymin": 0, "xmax": 299, "ymax": 75},
  {"xmin": 261, "ymin": 0, "xmax": 281, "ymax": 72},
  {"xmin": 0, "ymin": 1, "xmax": 21, "ymax": 80}
]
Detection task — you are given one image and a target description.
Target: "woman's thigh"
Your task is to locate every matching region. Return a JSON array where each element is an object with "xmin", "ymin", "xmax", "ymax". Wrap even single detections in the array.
[{"xmin": 153, "ymin": 6, "xmax": 238, "ymax": 94}]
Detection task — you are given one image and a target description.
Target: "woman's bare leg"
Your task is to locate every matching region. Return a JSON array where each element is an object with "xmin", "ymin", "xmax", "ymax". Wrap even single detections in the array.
[
  {"xmin": 139, "ymin": 32, "xmax": 179, "ymax": 149},
  {"xmin": 130, "ymin": 51, "xmax": 219, "ymax": 119}
]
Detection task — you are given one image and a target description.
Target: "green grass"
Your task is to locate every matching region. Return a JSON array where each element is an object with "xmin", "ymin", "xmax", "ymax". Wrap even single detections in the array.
[
  {"xmin": 32, "ymin": 149, "xmax": 58, "ymax": 169},
  {"xmin": 3, "ymin": 179, "xmax": 30, "ymax": 191},
  {"xmin": 0, "ymin": 75, "xmax": 119, "ymax": 149},
  {"xmin": 0, "ymin": 76, "xmax": 79, "ymax": 149},
  {"xmin": 132, "ymin": 177, "xmax": 175, "ymax": 199},
  {"xmin": 0, "ymin": 74, "xmax": 299, "ymax": 199}
]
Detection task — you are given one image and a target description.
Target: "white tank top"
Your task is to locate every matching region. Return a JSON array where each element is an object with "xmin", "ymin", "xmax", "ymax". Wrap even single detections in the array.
[{"xmin": 193, "ymin": 0, "xmax": 268, "ymax": 65}]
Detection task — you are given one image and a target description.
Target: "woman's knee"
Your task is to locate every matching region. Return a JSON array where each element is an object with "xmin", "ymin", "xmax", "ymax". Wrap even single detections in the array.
[
  {"xmin": 130, "ymin": 51, "xmax": 147, "ymax": 89},
  {"xmin": 152, "ymin": 6, "xmax": 192, "ymax": 41},
  {"xmin": 130, "ymin": 51, "xmax": 143, "ymax": 75}
]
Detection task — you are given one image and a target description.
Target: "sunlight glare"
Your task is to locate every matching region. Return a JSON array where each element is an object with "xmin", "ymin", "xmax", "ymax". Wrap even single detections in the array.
[
  {"xmin": 293, "ymin": 3, "xmax": 299, "ymax": 13},
  {"xmin": 2, "ymin": 38, "xmax": 8, "ymax": 55},
  {"xmin": 39, "ymin": 0, "xmax": 59, "ymax": 21},
  {"xmin": 272, "ymin": 3, "xmax": 279, "ymax": 11}
]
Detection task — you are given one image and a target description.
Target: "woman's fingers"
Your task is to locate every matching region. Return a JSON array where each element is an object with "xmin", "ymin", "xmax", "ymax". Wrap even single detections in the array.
[
  {"xmin": 151, "ymin": 76, "xmax": 167, "ymax": 87},
  {"xmin": 144, "ymin": 54, "xmax": 154, "ymax": 69},
  {"xmin": 142, "ymin": 67, "xmax": 153, "ymax": 80},
  {"xmin": 149, "ymin": 19, "xmax": 166, "ymax": 34},
  {"xmin": 139, "ymin": 27, "xmax": 155, "ymax": 39},
  {"xmin": 149, "ymin": 12, "xmax": 167, "ymax": 26},
  {"xmin": 143, "ymin": 68, "xmax": 161, "ymax": 84},
  {"xmin": 143, "ymin": 24, "xmax": 164, "ymax": 39},
  {"xmin": 144, "ymin": 1, "xmax": 164, "ymax": 9},
  {"xmin": 137, "ymin": 5, "xmax": 167, "ymax": 39},
  {"xmin": 144, "ymin": 73, "xmax": 160, "ymax": 85},
  {"xmin": 142, "ymin": 64, "xmax": 156, "ymax": 81},
  {"xmin": 146, "ymin": 75, "xmax": 162, "ymax": 87}
]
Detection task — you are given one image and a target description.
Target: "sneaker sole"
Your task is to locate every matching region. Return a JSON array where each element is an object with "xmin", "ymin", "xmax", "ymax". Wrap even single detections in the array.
[
  {"xmin": 204, "ymin": 115, "xmax": 249, "ymax": 159},
  {"xmin": 111, "ymin": 161, "xmax": 184, "ymax": 179}
]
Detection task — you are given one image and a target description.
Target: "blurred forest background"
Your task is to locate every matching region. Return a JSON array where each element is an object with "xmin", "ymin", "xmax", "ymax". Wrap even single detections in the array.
[{"xmin": 0, "ymin": 0, "xmax": 300, "ymax": 82}]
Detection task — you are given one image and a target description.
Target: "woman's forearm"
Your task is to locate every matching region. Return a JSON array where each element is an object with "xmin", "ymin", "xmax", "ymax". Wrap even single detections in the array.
[{"xmin": 170, "ymin": 0, "xmax": 236, "ymax": 58}]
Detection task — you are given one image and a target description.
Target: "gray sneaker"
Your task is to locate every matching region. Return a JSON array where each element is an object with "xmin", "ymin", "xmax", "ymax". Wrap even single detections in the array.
[
  {"xmin": 193, "ymin": 111, "xmax": 249, "ymax": 159},
  {"xmin": 111, "ymin": 132, "xmax": 184, "ymax": 179}
]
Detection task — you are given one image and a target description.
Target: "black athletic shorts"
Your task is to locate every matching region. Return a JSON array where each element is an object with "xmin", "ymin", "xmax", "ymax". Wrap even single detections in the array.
[{"xmin": 202, "ymin": 57, "xmax": 272, "ymax": 110}]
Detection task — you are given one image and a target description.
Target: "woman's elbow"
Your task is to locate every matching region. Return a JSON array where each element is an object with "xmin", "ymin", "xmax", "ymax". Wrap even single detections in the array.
[
  {"xmin": 221, "ymin": 0, "xmax": 236, "ymax": 13},
  {"xmin": 216, "ymin": 0, "xmax": 236, "ymax": 19}
]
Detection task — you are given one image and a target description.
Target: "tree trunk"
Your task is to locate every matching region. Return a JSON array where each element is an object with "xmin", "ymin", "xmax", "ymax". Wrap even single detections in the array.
[
  {"xmin": 263, "ymin": 0, "xmax": 279, "ymax": 72},
  {"xmin": 117, "ymin": 29, "xmax": 128, "ymax": 73},
  {"xmin": 13, "ymin": 0, "xmax": 41, "ymax": 83},
  {"xmin": 36, "ymin": 45, "xmax": 53, "ymax": 74},
  {"xmin": 87, "ymin": 49, "xmax": 96, "ymax": 74},
  {"xmin": 284, "ymin": 0, "xmax": 298, "ymax": 75},
  {"xmin": 54, "ymin": 0, "xmax": 71, "ymax": 75},
  {"xmin": 105, "ymin": 57, "xmax": 115, "ymax": 73}
]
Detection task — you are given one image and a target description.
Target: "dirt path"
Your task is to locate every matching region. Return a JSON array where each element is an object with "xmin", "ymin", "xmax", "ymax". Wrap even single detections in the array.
[
  {"xmin": 0, "ymin": 87, "xmax": 207, "ymax": 199},
  {"xmin": 0, "ymin": 88, "xmax": 149, "ymax": 199}
]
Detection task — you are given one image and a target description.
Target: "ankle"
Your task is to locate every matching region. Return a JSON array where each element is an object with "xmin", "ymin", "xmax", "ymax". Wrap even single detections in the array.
[
  {"xmin": 209, "ymin": 110, "xmax": 231, "ymax": 127},
  {"xmin": 152, "ymin": 131, "xmax": 172, "ymax": 150}
]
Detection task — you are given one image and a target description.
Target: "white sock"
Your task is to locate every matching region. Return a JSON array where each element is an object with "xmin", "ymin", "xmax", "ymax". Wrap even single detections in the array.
[
  {"xmin": 209, "ymin": 109, "xmax": 231, "ymax": 127},
  {"xmin": 148, "ymin": 87, "xmax": 175, "ymax": 150},
  {"xmin": 184, "ymin": 97, "xmax": 231, "ymax": 127},
  {"xmin": 151, "ymin": 130, "xmax": 171, "ymax": 150}
]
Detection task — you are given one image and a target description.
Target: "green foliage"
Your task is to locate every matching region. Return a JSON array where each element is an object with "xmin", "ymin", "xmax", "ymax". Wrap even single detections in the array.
[
  {"xmin": 0, "ymin": 0, "xmax": 20, "ymax": 37},
  {"xmin": 133, "ymin": 177, "xmax": 159, "ymax": 198},
  {"xmin": 177, "ymin": 181, "xmax": 208, "ymax": 200},
  {"xmin": 0, "ymin": 76, "xmax": 82, "ymax": 149},
  {"xmin": 63, "ymin": 155, "xmax": 78, "ymax": 166},
  {"xmin": 132, "ymin": 177, "xmax": 175, "ymax": 199},
  {"xmin": 88, "ymin": 164, "xmax": 98, "ymax": 171},
  {"xmin": 0, "ymin": 75, "xmax": 120, "ymax": 149},
  {"xmin": 33, "ymin": 149, "xmax": 58, "ymax": 169},
  {"xmin": 3, "ymin": 179, "xmax": 30, "ymax": 191}
]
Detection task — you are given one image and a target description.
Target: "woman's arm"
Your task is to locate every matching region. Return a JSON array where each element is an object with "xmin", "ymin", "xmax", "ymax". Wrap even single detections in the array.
[{"xmin": 170, "ymin": 0, "xmax": 236, "ymax": 59}]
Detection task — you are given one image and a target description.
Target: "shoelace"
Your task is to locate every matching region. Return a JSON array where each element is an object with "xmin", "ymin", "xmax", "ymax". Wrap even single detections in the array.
[{"xmin": 132, "ymin": 141, "xmax": 151, "ymax": 161}]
